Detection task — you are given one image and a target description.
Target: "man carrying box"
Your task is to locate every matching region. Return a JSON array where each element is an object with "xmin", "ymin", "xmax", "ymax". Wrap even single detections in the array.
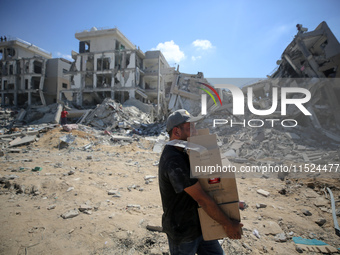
[{"xmin": 158, "ymin": 109, "xmax": 243, "ymax": 255}]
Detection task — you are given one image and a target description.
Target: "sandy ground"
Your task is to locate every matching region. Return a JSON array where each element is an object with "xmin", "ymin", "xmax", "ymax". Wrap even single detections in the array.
[{"xmin": 0, "ymin": 127, "xmax": 339, "ymax": 254}]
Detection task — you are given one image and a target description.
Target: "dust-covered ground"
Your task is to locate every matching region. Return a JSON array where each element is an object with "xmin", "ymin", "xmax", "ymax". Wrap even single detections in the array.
[{"xmin": 0, "ymin": 127, "xmax": 339, "ymax": 254}]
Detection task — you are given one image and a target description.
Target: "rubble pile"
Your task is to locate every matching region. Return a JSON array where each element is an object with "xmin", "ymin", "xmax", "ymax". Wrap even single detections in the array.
[
  {"xmin": 168, "ymin": 72, "xmax": 210, "ymax": 115},
  {"xmin": 0, "ymin": 108, "xmax": 16, "ymax": 131},
  {"xmin": 80, "ymin": 98, "xmax": 150, "ymax": 129},
  {"xmin": 216, "ymin": 126, "xmax": 339, "ymax": 165},
  {"xmin": 201, "ymin": 22, "xmax": 340, "ymax": 161},
  {"xmin": 79, "ymin": 98, "xmax": 167, "ymax": 137}
]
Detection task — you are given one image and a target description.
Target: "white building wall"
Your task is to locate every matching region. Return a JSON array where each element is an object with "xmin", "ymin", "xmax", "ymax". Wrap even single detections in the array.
[
  {"xmin": 127, "ymin": 53, "xmax": 136, "ymax": 69},
  {"xmin": 89, "ymin": 36, "xmax": 116, "ymax": 52}
]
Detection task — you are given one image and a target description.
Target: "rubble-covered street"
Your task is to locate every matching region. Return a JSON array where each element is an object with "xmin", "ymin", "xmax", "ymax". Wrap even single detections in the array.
[
  {"xmin": 1, "ymin": 21, "xmax": 340, "ymax": 254},
  {"xmin": 0, "ymin": 125, "xmax": 339, "ymax": 254}
]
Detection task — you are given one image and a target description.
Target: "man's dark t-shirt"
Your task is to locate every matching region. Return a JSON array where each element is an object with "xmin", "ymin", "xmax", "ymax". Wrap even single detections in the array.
[{"xmin": 158, "ymin": 144, "xmax": 201, "ymax": 244}]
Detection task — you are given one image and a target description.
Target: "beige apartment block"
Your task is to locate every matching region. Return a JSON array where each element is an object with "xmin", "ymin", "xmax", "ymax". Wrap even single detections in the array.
[
  {"xmin": 66, "ymin": 27, "xmax": 145, "ymax": 105},
  {"xmin": 44, "ymin": 58, "xmax": 72, "ymax": 105},
  {"xmin": 0, "ymin": 37, "xmax": 71, "ymax": 107},
  {"xmin": 0, "ymin": 38, "xmax": 52, "ymax": 106},
  {"xmin": 64, "ymin": 27, "xmax": 181, "ymax": 118}
]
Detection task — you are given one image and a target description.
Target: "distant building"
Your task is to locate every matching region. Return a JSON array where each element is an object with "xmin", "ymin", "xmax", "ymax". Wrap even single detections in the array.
[
  {"xmin": 0, "ymin": 37, "xmax": 71, "ymax": 107},
  {"xmin": 45, "ymin": 58, "xmax": 72, "ymax": 105}
]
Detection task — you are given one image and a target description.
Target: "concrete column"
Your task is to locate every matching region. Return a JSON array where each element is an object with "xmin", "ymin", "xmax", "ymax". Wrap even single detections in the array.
[
  {"xmin": 94, "ymin": 54, "xmax": 98, "ymax": 71},
  {"xmin": 93, "ymin": 74, "xmax": 97, "ymax": 88},
  {"xmin": 20, "ymin": 75, "xmax": 25, "ymax": 91},
  {"xmin": 1, "ymin": 78, "xmax": 3, "ymax": 106},
  {"xmin": 129, "ymin": 89, "xmax": 135, "ymax": 99},
  {"xmin": 111, "ymin": 74, "xmax": 115, "ymax": 88},
  {"xmin": 27, "ymin": 76, "xmax": 31, "ymax": 90},
  {"xmin": 77, "ymin": 92, "xmax": 83, "ymax": 106},
  {"xmin": 54, "ymin": 104, "xmax": 63, "ymax": 124},
  {"xmin": 157, "ymin": 55, "xmax": 160, "ymax": 116},
  {"xmin": 111, "ymin": 54, "xmax": 115, "ymax": 72}
]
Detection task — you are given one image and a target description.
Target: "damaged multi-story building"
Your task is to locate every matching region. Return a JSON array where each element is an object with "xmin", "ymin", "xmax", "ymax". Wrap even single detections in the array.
[
  {"xmin": 63, "ymin": 27, "xmax": 171, "ymax": 118},
  {"xmin": 0, "ymin": 28, "xmax": 212, "ymax": 121},
  {"xmin": 0, "ymin": 38, "xmax": 72, "ymax": 107},
  {"xmin": 62, "ymin": 27, "xmax": 211, "ymax": 120}
]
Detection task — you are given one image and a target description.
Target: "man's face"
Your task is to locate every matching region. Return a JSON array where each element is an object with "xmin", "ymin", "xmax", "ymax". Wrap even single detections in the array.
[{"xmin": 174, "ymin": 122, "xmax": 197, "ymax": 141}]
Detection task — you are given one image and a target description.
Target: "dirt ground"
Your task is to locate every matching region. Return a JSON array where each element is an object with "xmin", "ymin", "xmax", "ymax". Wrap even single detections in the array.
[{"xmin": 0, "ymin": 127, "xmax": 339, "ymax": 254}]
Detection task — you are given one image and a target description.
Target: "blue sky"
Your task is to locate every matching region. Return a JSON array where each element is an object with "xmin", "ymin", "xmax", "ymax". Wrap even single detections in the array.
[{"xmin": 1, "ymin": 0, "xmax": 339, "ymax": 78}]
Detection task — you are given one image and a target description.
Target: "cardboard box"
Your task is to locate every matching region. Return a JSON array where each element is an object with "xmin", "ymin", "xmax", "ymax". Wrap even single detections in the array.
[{"xmin": 188, "ymin": 131, "xmax": 241, "ymax": 241}]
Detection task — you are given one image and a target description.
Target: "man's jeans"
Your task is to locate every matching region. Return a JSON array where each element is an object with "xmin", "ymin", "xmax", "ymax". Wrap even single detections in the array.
[{"xmin": 168, "ymin": 235, "xmax": 225, "ymax": 255}]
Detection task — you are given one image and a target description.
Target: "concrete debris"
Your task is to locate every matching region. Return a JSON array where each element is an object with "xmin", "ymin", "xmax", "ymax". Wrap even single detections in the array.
[
  {"xmin": 9, "ymin": 135, "xmax": 36, "ymax": 147},
  {"xmin": 84, "ymin": 98, "xmax": 150, "ymax": 128},
  {"xmin": 59, "ymin": 134, "xmax": 76, "ymax": 148},
  {"xmin": 315, "ymin": 218, "xmax": 326, "ymax": 226},
  {"xmin": 61, "ymin": 209, "xmax": 79, "ymax": 219},
  {"xmin": 63, "ymin": 124, "xmax": 78, "ymax": 132},
  {"xmin": 47, "ymin": 204, "xmax": 56, "ymax": 210},
  {"xmin": 108, "ymin": 190, "xmax": 121, "ymax": 197},
  {"xmin": 302, "ymin": 209, "xmax": 313, "ymax": 216},
  {"xmin": 203, "ymin": 22, "xmax": 340, "ymax": 176},
  {"xmin": 256, "ymin": 203, "xmax": 267, "ymax": 209},
  {"xmin": 79, "ymin": 204, "xmax": 92, "ymax": 212},
  {"xmin": 274, "ymin": 233, "xmax": 288, "ymax": 242},
  {"xmin": 257, "ymin": 189, "xmax": 270, "ymax": 197},
  {"xmin": 214, "ymin": 125, "xmax": 339, "ymax": 175},
  {"xmin": 240, "ymin": 22, "xmax": 340, "ymax": 142}
]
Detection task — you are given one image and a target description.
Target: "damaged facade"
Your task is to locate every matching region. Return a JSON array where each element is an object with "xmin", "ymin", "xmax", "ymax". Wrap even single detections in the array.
[
  {"xmin": 64, "ymin": 27, "xmax": 175, "ymax": 119},
  {"xmin": 0, "ymin": 28, "xmax": 213, "ymax": 120},
  {"xmin": 63, "ymin": 27, "xmax": 211, "ymax": 120},
  {"xmin": 0, "ymin": 38, "xmax": 71, "ymax": 107}
]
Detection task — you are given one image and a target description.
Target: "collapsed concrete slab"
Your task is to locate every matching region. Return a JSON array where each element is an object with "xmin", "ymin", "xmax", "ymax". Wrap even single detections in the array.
[
  {"xmin": 233, "ymin": 22, "xmax": 340, "ymax": 143},
  {"xmin": 81, "ymin": 98, "xmax": 152, "ymax": 131}
]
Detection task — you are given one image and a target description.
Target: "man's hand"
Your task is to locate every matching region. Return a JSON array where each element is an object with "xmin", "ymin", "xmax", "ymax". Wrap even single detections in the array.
[
  {"xmin": 223, "ymin": 220, "xmax": 243, "ymax": 239},
  {"xmin": 185, "ymin": 182, "xmax": 243, "ymax": 239}
]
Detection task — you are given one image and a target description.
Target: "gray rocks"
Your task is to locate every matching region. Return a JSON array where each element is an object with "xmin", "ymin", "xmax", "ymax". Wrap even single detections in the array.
[
  {"xmin": 79, "ymin": 204, "xmax": 92, "ymax": 214},
  {"xmin": 47, "ymin": 204, "xmax": 56, "ymax": 210},
  {"xmin": 315, "ymin": 218, "xmax": 326, "ymax": 226},
  {"xmin": 61, "ymin": 209, "xmax": 79, "ymax": 219},
  {"xmin": 108, "ymin": 189, "xmax": 121, "ymax": 197},
  {"xmin": 256, "ymin": 203, "xmax": 267, "ymax": 209},
  {"xmin": 257, "ymin": 189, "xmax": 270, "ymax": 197},
  {"xmin": 302, "ymin": 209, "xmax": 312, "ymax": 216},
  {"xmin": 274, "ymin": 233, "xmax": 287, "ymax": 242}
]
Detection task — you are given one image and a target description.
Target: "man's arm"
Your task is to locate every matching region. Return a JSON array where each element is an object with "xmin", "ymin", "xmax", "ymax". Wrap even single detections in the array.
[{"xmin": 184, "ymin": 181, "xmax": 243, "ymax": 239}]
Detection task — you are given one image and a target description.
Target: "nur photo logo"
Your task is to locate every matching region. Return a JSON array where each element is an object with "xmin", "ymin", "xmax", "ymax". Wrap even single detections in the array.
[{"xmin": 198, "ymin": 82, "xmax": 223, "ymax": 115}]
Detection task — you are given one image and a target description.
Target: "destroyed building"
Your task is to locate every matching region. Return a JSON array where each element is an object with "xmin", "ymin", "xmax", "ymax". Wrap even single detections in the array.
[
  {"xmin": 63, "ymin": 27, "xmax": 174, "ymax": 119},
  {"xmin": 0, "ymin": 28, "xmax": 213, "ymax": 121},
  {"xmin": 273, "ymin": 22, "xmax": 340, "ymax": 79},
  {"xmin": 62, "ymin": 27, "xmax": 211, "ymax": 120},
  {"xmin": 232, "ymin": 21, "xmax": 340, "ymax": 142},
  {"xmin": 0, "ymin": 38, "xmax": 71, "ymax": 107}
]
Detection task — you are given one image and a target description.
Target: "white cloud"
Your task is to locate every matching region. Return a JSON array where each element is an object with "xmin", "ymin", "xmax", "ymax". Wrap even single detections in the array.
[
  {"xmin": 192, "ymin": 39, "xmax": 213, "ymax": 50},
  {"xmin": 56, "ymin": 52, "xmax": 73, "ymax": 61},
  {"xmin": 191, "ymin": 56, "xmax": 202, "ymax": 61},
  {"xmin": 151, "ymin": 40, "xmax": 185, "ymax": 63}
]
